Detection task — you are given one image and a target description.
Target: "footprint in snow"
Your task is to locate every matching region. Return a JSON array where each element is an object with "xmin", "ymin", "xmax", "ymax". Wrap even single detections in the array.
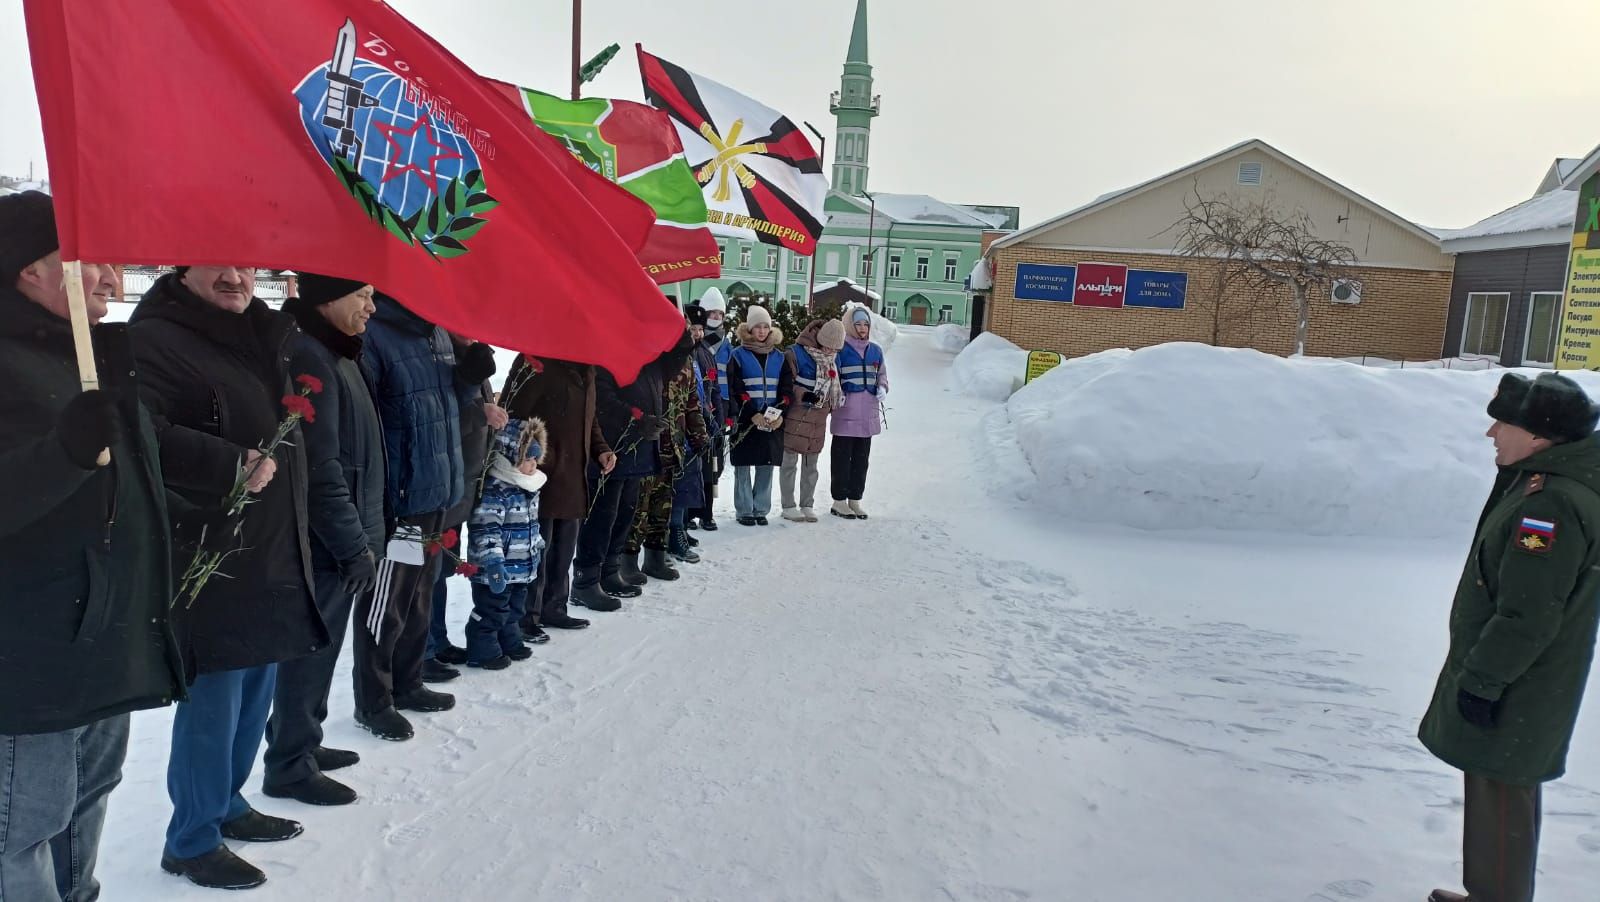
[
  {"xmin": 1578, "ymin": 832, "xmax": 1600, "ymax": 853},
  {"xmin": 1307, "ymin": 879, "xmax": 1375, "ymax": 900}
]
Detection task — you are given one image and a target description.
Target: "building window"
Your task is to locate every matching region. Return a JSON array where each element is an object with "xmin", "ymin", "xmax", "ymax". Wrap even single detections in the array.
[
  {"xmin": 885, "ymin": 304, "xmax": 898, "ymax": 321},
  {"xmin": 888, "ymin": 255, "xmax": 901, "ymax": 279},
  {"xmin": 1525, "ymin": 292, "xmax": 1564, "ymax": 366},
  {"xmin": 1461, "ymin": 292, "xmax": 1510, "ymax": 358},
  {"xmin": 860, "ymin": 255, "xmax": 873, "ymax": 279},
  {"xmin": 790, "ymin": 290, "xmax": 803, "ymax": 302},
  {"xmin": 739, "ymin": 245, "xmax": 752, "ymax": 269},
  {"xmin": 826, "ymin": 251, "xmax": 841, "ymax": 275},
  {"xmin": 938, "ymin": 305, "xmax": 953, "ymax": 324},
  {"xmin": 916, "ymin": 255, "xmax": 930, "ymax": 280},
  {"xmin": 791, "ymin": 254, "xmax": 807, "ymax": 274},
  {"xmin": 766, "ymin": 248, "xmax": 778, "ymax": 270},
  {"xmin": 944, "ymin": 256, "xmax": 959, "ymax": 282}
]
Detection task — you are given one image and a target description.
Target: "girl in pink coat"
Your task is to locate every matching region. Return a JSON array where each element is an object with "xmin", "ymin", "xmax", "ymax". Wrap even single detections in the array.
[{"xmin": 828, "ymin": 306, "xmax": 887, "ymax": 519}]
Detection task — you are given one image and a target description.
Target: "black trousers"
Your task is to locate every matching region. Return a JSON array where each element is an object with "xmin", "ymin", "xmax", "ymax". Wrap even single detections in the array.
[
  {"xmin": 574, "ymin": 475, "xmax": 642, "ymax": 585},
  {"xmin": 1461, "ymin": 772, "xmax": 1541, "ymax": 902},
  {"xmin": 830, "ymin": 436, "xmax": 873, "ymax": 501},
  {"xmin": 352, "ymin": 511, "xmax": 445, "ymax": 715},
  {"xmin": 264, "ymin": 566, "xmax": 352, "ymax": 789},
  {"xmin": 524, "ymin": 517, "xmax": 581, "ymax": 628}
]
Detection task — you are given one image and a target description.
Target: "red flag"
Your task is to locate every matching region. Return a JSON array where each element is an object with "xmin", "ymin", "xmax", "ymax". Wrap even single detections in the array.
[{"xmin": 24, "ymin": 0, "xmax": 681, "ymax": 382}]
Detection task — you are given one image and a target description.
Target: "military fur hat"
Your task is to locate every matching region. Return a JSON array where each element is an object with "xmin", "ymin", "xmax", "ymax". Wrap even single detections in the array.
[
  {"xmin": 1487, "ymin": 372, "xmax": 1599, "ymax": 443},
  {"xmin": 685, "ymin": 304, "xmax": 709, "ymax": 327}
]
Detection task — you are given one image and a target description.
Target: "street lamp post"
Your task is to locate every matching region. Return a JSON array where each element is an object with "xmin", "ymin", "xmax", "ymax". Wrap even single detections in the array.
[{"xmin": 803, "ymin": 120, "xmax": 827, "ymax": 310}]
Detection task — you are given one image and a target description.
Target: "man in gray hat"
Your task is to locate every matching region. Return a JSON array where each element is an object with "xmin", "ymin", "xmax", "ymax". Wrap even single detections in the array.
[
  {"xmin": 1421, "ymin": 371, "xmax": 1600, "ymax": 902},
  {"xmin": 0, "ymin": 191, "xmax": 186, "ymax": 901}
]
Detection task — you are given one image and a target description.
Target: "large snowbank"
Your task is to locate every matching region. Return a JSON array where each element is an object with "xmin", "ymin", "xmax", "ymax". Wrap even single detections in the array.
[
  {"xmin": 1003, "ymin": 342, "xmax": 1600, "ymax": 538},
  {"xmin": 951, "ymin": 332, "xmax": 1031, "ymax": 401},
  {"xmin": 933, "ymin": 323, "xmax": 970, "ymax": 354}
]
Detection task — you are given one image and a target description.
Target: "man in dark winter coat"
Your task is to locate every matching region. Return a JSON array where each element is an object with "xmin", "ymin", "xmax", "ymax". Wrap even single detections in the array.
[
  {"xmin": 571, "ymin": 331, "xmax": 694, "ymax": 610},
  {"xmin": 131, "ymin": 265, "xmax": 329, "ymax": 891},
  {"xmin": 0, "ymin": 193, "xmax": 185, "ymax": 902},
  {"xmin": 687, "ymin": 292, "xmax": 730, "ymax": 530},
  {"xmin": 502, "ymin": 356, "xmax": 616, "ymax": 635},
  {"xmin": 1421, "ymin": 372, "xmax": 1600, "ymax": 902},
  {"xmin": 425, "ymin": 332, "xmax": 506, "ymax": 672},
  {"xmin": 353, "ymin": 293, "xmax": 494, "ymax": 740},
  {"xmin": 263, "ymin": 274, "xmax": 384, "ymax": 809}
]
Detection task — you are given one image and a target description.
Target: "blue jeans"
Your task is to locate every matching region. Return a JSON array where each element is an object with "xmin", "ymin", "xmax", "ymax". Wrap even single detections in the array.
[
  {"xmin": 0, "ymin": 714, "xmax": 130, "ymax": 902},
  {"xmin": 426, "ymin": 536, "xmax": 462, "ymax": 660},
  {"xmin": 165, "ymin": 665, "xmax": 277, "ymax": 860},
  {"xmin": 467, "ymin": 583, "xmax": 528, "ymax": 664},
  {"xmin": 734, "ymin": 466, "xmax": 774, "ymax": 518}
]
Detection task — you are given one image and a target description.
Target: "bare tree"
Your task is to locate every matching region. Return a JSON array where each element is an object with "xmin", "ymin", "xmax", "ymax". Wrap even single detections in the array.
[{"xmin": 1169, "ymin": 187, "xmax": 1357, "ymax": 357}]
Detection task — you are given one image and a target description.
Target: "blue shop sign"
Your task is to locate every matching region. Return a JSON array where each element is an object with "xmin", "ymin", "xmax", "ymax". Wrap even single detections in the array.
[
  {"xmin": 1015, "ymin": 263, "xmax": 1078, "ymax": 302},
  {"xmin": 1126, "ymin": 269, "xmax": 1188, "ymax": 309}
]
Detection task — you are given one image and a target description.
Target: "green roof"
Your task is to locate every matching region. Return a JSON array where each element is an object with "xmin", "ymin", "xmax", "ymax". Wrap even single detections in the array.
[{"xmin": 847, "ymin": 0, "xmax": 869, "ymax": 65}]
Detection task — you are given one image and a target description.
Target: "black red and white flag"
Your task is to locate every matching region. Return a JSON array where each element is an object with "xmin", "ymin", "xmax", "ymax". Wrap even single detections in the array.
[{"xmin": 639, "ymin": 46, "xmax": 828, "ymax": 256}]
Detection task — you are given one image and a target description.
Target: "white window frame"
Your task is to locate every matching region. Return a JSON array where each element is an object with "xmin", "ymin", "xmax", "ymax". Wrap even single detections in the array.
[
  {"xmin": 1461, "ymin": 292, "xmax": 1510, "ymax": 358},
  {"xmin": 915, "ymin": 254, "xmax": 930, "ymax": 280},
  {"xmin": 944, "ymin": 255, "xmax": 959, "ymax": 282},
  {"xmin": 1523, "ymin": 291, "xmax": 1564, "ymax": 367},
  {"xmin": 790, "ymin": 254, "xmax": 807, "ymax": 274},
  {"xmin": 766, "ymin": 248, "xmax": 779, "ymax": 270},
  {"xmin": 888, "ymin": 254, "xmax": 901, "ymax": 279},
  {"xmin": 938, "ymin": 305, "xmax": 953, "ymax": 323},
  {"xmin": 885, "ymin": 303, "xmax": 898, "ymax": 321},
  {"xmin": 826, "ymin": 251, "xmax": 841, "ymax": 275},
  {"xmin": 861, "ymin": 255, "xmax": 873, "ymax": 279},
  {"xmin": 739, "ymin": 245, "xmax": 752, "ymax": 269}
]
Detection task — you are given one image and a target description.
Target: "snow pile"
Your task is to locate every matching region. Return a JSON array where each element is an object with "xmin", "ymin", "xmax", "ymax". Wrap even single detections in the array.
[
  {"xmin": 951, "ymin": 332, "xmax": 1030, "ymax": 400},
  {"xmin": 933, "ymin": 323, "xmax": 970, "ymax": 354},
  {"xmin": 1003, "ymin": 342, "xmax": 1600, "ymax": 537}
]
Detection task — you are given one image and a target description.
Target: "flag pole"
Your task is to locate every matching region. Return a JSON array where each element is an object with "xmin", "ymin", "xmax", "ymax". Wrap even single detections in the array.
[
  {"xmin": 802, "ymin": 122, "xmax": 827, "ymax": 310},
  {"xmin": 570, "ymin": 0, "xmax": 582, "ymax": 100},
  {"xmin": 63, "ymin": 260, "xmax": 111, "ymax": 467}
]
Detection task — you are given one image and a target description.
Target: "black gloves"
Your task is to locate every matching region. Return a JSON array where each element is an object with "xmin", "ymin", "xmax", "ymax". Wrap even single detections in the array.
[
  {"xmin": 1458, "ymin": 689, "xmax": 1498, "ymax": 729},
  {"xmin": 802, "ymin": 391, "xmax": 820, "ymax": 406},
  {"xmin": 339, "ymin": 550, "xmax": 379, "ymax": 598},
  {"xmin": 457, "ymin": 342, "xmax": 497, "ymax": 384},
  {"xmin": 57, "ymin": 390, "xmax": 122, "ymax": 469}
]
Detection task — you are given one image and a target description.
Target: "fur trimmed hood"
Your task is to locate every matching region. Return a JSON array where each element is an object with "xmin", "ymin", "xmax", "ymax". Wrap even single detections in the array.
[
  {"xmin": 735, "ymin": 321, "xmax": 784, "ymax": 354},
  {"xmin": 493, "ymin": 416, "xmax": 549, "ymax": 466}
]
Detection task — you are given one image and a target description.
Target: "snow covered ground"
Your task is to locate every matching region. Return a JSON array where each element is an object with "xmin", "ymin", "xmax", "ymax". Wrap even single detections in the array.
[{"xmin": 95, "ymin": 327, "xmax": 1600, "ymax": 900}]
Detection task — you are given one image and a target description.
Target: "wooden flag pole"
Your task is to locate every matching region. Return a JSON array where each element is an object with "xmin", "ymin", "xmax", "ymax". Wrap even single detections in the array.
[{"xmin": 63, "ymin": 260, "xmax": 111, "ymax": 466}]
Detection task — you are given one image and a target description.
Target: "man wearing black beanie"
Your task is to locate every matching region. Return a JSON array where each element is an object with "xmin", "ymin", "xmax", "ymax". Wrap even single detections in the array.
[
  {"xmin": 0, "ymin": 192, "xmax": 185, "ymax": 901},
  {"xmin": 263, "ymin": 274, "xmax": 384, "ymax": 809},
  {"xmin": 1421, "ymin": 371, "xmax": 1600, "ymax": 902}
]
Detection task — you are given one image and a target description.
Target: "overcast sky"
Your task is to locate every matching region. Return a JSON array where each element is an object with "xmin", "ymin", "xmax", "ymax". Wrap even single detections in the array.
[{"xmin": 1, "ymin": 0, "xmax": 1596, "ymax": 229}]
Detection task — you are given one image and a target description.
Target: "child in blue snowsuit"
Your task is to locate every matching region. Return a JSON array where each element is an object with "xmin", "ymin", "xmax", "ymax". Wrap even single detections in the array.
[{"xmin": 466, "ymin": 417, "xmax": 548, "ymax": 669}]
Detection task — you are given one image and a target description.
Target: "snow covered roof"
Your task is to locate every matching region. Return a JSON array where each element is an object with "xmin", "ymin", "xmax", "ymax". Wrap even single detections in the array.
[
  {"xmin": 813, "ymin": 277, "xmax": 881, "ymax": 301},
  {"xmin": 869, "ymin": 193, "xmax": 999, "ymax": 228},
  {"xmin": 1565, "ymin": 143, "xmax": 1600, "ymax": 190},
  {"xmin": 1437, "ymin": 189, "xmax": 1575, "ymax": 253},
  {"xmin": 991, "ymin": 138, "xmax": 1441, "ymax": 252}
]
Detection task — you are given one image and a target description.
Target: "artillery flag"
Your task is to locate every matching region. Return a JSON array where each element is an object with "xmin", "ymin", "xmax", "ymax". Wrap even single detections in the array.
[
  {"xmin": 498, "ymin": 84, "xmax": 723, "ymax": 285},
  {"xmin": 638, "ymin": 46, "xmax": 828, "ymax": 256},
  {"xmin": 24, "ymin": 0, "xmax": 684, "ymax": 382}
]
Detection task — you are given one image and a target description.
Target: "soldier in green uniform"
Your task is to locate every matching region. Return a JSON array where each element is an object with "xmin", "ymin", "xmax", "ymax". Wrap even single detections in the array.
[{"xmin": 1421, "ymin": 371, "xmax": 1600, "ymax": 902}]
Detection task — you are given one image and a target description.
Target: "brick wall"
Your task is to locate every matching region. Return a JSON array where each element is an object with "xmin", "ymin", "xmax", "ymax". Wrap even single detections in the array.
[{"xmin": 988, "ymin": 246, "xmax": 1452, "ymax": 360}]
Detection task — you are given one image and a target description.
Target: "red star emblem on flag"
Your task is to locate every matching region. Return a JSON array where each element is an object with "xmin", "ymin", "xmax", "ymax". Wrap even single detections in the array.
[{"xmin": 375, "ymin": 116, "xmax": 463, "ymax": 193}]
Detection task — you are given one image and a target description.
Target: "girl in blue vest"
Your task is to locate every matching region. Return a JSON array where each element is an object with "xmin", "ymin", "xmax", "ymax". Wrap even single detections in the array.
[
  {"xmin": 726, "ymin": 305, "xmax": 794, "ymax": 525},
  {"xmin": 830, "ymin": 306, "xmax": 888, "ymax": 519}
]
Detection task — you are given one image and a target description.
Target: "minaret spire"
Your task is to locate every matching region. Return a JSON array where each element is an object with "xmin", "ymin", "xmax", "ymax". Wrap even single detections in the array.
[{"xmin": 829, "ymin": 0, "xmax": 879, "ymax": 194}]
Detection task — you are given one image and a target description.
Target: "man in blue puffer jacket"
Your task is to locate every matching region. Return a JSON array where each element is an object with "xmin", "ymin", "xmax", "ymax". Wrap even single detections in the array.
[{"xmin": 350, "ymin": 292, "xmax": 494, "ymax": 741}]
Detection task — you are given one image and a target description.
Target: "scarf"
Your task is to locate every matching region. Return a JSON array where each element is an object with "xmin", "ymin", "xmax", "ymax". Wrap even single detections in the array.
[
  {"xmin": 488, "ymin": 453, "xmax": 548, "ymax": 494},
  {"xmin": 806, "ymin": 345, "xmax": 843, "ymax": 410}
]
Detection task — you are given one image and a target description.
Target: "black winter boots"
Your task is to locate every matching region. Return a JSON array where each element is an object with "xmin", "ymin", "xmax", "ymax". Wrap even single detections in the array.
[
  {"xmin": 602, "ymin": 557, "xmax": 643, "ymax": 597},
  {"xmin": 573, "ymin": 565, "xmax": 623, "ymax": 611},
  {"xmin": 667, "ymin": 527, "xmax": 700, "ymax": 563},
  {"xmin": 618, "ymin": 551, "xmax": 649, "ymax": 586},
  {"xmin": 221, "ymin": 809, "xmax": 304, "ymax": 843},
  {"xmin": 162, "ymin": 846, "xmax": 268, "ymax": 890},
  {"xmin": 642, "ymin": 547, "xmax": 680, "ymax": 580},
  {"xmin": 263, "ymin": 773, "xmax": 357, "ymax": 807}
]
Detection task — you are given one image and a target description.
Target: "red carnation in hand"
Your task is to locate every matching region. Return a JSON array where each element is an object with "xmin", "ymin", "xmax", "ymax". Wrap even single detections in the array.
[
  {"xmin": 630, "ymin": 407, "xmax": 644, "ymax": 420},
  {"xmin": 295, "ymin": 374, "xmax": 324, "ymax": 395},
  {"xmin": 526, "ymin": 357, "xmax": 545, "ymax": 375},
  {"xmin": 282, "ymin": 394, "xmax": 316, "ymax": 423},
  {"xmin": 724, "ymin": 417, "xmax": 735, "ymax": 428},
  {"xmin": 455, "ymin": 562, "xmax": 480, "ymax": 577},
  {"xmin": 442, "ymin": 528, "xmax": 460, "ymax": 550},
  {"xmin": 740, "ymin": 392, "xmax": 751, "ymax": 402},
  {"xmin": 707, "ymin": 368, "xmax": 718, "ymax": 380}
]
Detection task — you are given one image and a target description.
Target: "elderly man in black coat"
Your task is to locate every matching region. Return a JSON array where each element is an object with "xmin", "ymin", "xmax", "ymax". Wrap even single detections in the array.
[
  {"xmin": 131, "ymin": 265, "xmax": 330, "ymax": 891},
  {"xmin": 0, "ymin": 193, "xmax": 186, "ymax": 902}
]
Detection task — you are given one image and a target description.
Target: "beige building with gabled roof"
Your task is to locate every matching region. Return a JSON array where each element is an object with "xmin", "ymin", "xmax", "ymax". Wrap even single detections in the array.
[{"xmin": 980, "ymin": 139, "xmax": 1455, "ymax": 361}]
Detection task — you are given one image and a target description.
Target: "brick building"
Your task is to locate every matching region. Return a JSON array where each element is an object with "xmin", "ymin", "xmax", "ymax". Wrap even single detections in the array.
[{"xmin": 981, "ymin": 140, "xmax": 1455, "ymax": 361}]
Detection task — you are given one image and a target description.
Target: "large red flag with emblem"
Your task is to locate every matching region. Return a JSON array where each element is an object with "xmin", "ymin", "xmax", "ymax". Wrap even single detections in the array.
[
  {"xmin": 24, "ymin": 0, "xmax": 682, "ymax": 381},
  {"xmin": 638, "ymin": 46, "xmax": 828, "ymax": 257}
]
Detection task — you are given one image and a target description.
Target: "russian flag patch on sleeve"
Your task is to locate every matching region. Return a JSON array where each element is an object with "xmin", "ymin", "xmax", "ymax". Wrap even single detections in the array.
[{"xmin": 1516, "ymin": 516, "xmax": 1557, "ymax": 554}]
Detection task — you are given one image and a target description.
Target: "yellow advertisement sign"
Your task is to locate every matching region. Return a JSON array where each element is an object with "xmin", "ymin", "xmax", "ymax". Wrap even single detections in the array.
[
  {"xmin": 1556, "ymin": 173, "xmax": 1600, "ymax": 370},
  {"xmin": 1025, "ymin": 350, "xmax": 1064, "ymax": 384}
]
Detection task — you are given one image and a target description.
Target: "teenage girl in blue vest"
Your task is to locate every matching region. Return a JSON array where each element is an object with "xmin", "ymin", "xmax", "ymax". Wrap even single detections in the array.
[
  {"xmin": 725, "ymin": 305, "xmax": 795, "ymax": 525},
  {"xmin": 830, "ymin": 306, "xmax": 888, "ymax": 519}
]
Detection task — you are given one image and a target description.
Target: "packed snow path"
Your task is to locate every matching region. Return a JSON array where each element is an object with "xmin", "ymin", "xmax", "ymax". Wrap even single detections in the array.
[{"xmin": 99, "ymin": 330, "xmax": 1599, "ymax": 900}]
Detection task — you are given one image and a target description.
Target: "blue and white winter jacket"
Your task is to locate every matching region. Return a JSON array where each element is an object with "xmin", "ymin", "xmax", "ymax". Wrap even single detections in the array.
[
  {"xmin": 468, "ymin": 418, "xmax": 547, "ymax": 587},
  {"xmin": 360, "ymin": 296, "xmax": 465, "ymax": 519}
]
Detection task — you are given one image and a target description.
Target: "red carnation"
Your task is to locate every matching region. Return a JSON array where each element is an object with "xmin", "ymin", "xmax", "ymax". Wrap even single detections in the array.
[
  {"xmin": 282, "ymin": 394, "xmax": 316, "ymax": 424},
  {"xmin": 630, "ymin": 407, "xmax": 644, "ymax": 420},
  {"xmin": 455, "ymin": 562, "xmax": 480, "ymax": 577},
  {"xmin": 724, "ymin": 417, "xmax": 735, "ymax": 428},
  {"xmin": 526, "ymin": 357, "xmax": 545, "ymax": 375},
  {"xmin": 740, "ymin": 393, "xmax": 751, "ymax": 403},
  {"xmin": 707, "ymin": 368, "xmax": 718, "ymax": 380},
  {"xmin": 829, "ymin": 369, "xmax": 837, "ymax": 378},
  {"xmin": 295, "ymin": 373, "xmax": 324, "ymax": 395},
  {"xmin": 442, "ymin": 528, "xmax": 460, "ymax": 550}
]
